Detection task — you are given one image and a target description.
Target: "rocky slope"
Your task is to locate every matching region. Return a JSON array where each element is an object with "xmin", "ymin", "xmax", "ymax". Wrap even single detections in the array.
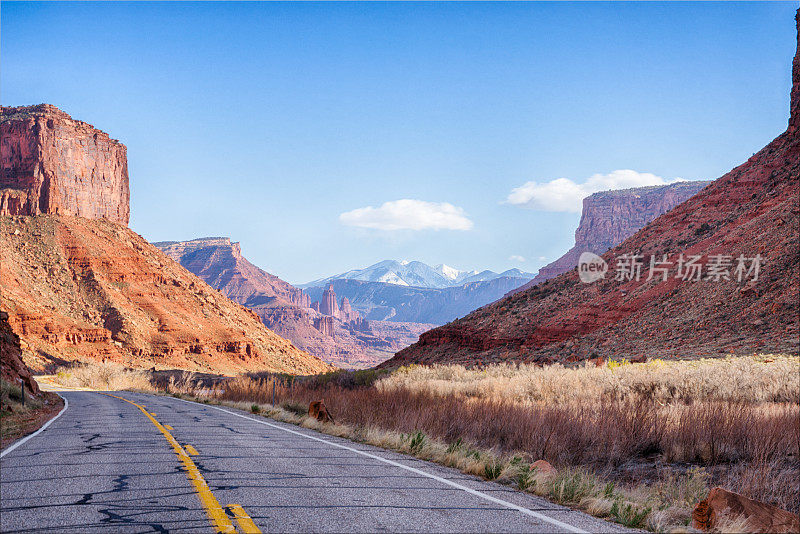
[
  {"xmin": 1, "ymin": 105, "xmax": 129, "ymax": 224},
  {"xmin": 156, "ymin": 238, "xmax": 310, "ymax": 308},
  {"xmin": 516, "ymin": 181, "xmax": 710, "ymax": 291},
  {"xmin": 305, "ymin": 276, "xmax": 531, "ymax": 324},
  {"xmin": 156, "ymin": 238, "xmax": 433, "ymax": 368},
  {"xmin": 384, "ymin": 13, "xmax": 800, "ymax": 368},
  {"xmin": 1, "ymin": 216, "xmax": 331, "ymax": 374}
]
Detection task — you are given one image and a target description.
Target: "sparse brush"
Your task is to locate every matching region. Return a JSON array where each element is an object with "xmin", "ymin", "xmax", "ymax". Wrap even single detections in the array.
[
  {"xmin": 550, "ymin": 469, "xmax": 598, "ymax": 505},
  {"xmin": 250, "ymin": 404, "xmax": 261, "ymax": 414},
  {"xmin": 515, "ymin": 465, "xmax": 536, "ymax": 490},
  {"xmin": 484, "ymin": 458, "xmax": 503, "ymax": 480},
  {"xmin": 446, "ymin": 438, "xmax": 464, "ymax": 454},
  {"xmin": 610, "ymin": 499, "xmax": 651, "ymax": 529},
  {"xmin": 406, "ymin": 431, "xmax": 426, "ymax": 454},
  {"xmin": 280, "ymin": 401, "xmax": 307, "ymax": 416}
]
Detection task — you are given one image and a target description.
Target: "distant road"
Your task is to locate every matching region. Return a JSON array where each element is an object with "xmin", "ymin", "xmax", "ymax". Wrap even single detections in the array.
[{"xmin": 1, "ymin": 391, "xmax": 630, "ymax": 533}]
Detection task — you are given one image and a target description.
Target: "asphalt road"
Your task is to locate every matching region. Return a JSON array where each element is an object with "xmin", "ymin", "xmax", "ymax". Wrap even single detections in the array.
[{"xmin": 1, "ymin": 391, "xmax": 631, "ymax": 533}]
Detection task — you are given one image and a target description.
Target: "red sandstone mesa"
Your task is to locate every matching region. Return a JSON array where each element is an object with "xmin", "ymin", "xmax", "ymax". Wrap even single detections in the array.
[
  {"xmin": 1, "ymin": 104, "xmax": 130, "ymax": 224},
  {"xmin": 513, "ymin": 181, "xmax": 710, "ymax": 292},
  {"xmin": 0, "ymin": 106, "xmax": 331, "ymax": 375}
]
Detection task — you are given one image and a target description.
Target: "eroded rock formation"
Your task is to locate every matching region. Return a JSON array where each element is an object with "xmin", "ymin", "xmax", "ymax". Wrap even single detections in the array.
[
  {"xmin": 157, "ymin": 238, "xmax": 430, "ymax": 368},
  {"xmin": 319, "ymin": 285, "xmax": 340, "ymax": 318},
  {"xmin": 516, "ymin": 181, "xmax": 710, "ymax": 291},
  {"xmin": 0, "ymin": 216, "xmax": 331, "ymax": 374},
  {"xmin": 1, "ymin": 105, "xmax": 130, "ymax": 224}
]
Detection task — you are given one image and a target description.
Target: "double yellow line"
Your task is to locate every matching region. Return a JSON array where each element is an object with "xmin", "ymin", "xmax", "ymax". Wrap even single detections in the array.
[{"xmin": 103, "ymin": 394, "xmax": 260, "ymax": 533}]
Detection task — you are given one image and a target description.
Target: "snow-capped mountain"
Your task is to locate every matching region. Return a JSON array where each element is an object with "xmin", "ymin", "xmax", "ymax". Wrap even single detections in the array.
[{"xmin": 301, "ymin": 260, "xmax": 535, "ymax": 290}]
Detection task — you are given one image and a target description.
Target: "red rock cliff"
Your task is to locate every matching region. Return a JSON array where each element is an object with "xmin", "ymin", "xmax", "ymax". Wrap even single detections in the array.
[
  {"xmin": 1, "ymin": 105, "xmax": 130, "ymax": 225},
  {"xmin": 524, "ymin": 181, "xmax": 710, "ymax": 287}
]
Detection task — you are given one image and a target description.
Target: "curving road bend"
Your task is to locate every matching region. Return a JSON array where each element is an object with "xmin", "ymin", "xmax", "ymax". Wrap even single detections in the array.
[{"xmin": 1, "ymin": 391, "xmax": 631, "ymax": 533}]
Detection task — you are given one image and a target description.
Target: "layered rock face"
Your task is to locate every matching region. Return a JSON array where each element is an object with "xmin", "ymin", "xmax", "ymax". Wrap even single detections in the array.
[
  {"xmin": 1, "ymin": 107, "xmax": 329, "ymax": 375},
  {"xmin": 1, "ymin": 311, "xmax": 40, "ymax": 395},
  {"xmin": 1, "ymin": 216, "xmax": 331, "ymax": 375},
  {"xmin": 158, "ymin": 238, "xmax": 431, "ymax": 368},
  {"xmin": 384, "ymin": 14, "xmax": 800, "ymax": 367},
  {"xmin": 1, "ymin": 105, "xmax": 129, "ymax": 224},
  {"xmin": 156, "ymin": 237, "xmax": 311, "ymax": 308},
  {"xmin": 518, "ymin": 181, "xmax": 709, "ymax": 290}
]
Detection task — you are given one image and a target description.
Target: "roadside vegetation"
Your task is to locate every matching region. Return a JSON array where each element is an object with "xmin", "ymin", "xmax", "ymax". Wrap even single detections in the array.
[
  {"xmin": 50, "ymin": 362, "xmax": 155, "ymax": 391},
  {"xmin": 52, "ymin": 354, "xmax": 800, "ymax": 532},
  {"xmin": 0, "ymin": 379, "xmax": 63, "ymax": 447}
]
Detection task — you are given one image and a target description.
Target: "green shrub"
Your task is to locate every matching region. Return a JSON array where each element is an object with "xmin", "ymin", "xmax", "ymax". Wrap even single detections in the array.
[
  {"xmin": 610, "ymin": 499, "xmax": 651, "ymax": 528},
  {"xmin": 484, "ymin": 459, "xmax": 503, "ymax": 480},
  {"xmin": 516, "ymin": 465, "xmax": 536, "ymax": 490},
  {"xmin": 407, "ymin": 431, "xmax": 426, "ymax": 454},
  {"xmin": 446, "ymin": 438, "xmax": 464, "ymax": 454}
]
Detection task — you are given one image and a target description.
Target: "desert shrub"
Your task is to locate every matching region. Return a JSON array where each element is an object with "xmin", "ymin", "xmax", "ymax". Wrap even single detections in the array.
[
  {"xmin": 610, "ymin": 499, "xmax": 651, "ymax": 528},
  {"xmin": 52, "ymin": 362, "xmax": 153, "ymax": 391},
  {"xmin": 484, "ymin": 458, "xmax": 503, "ymax": 480},
  {"xmin": 550, "ymin": 469, "xmax": 599, "ymax": 505}
]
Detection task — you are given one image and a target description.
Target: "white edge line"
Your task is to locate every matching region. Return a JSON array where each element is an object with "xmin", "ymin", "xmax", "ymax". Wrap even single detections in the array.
[
  {"xmin": 172, "ymin": 397, "xmax": 588, "ymax": 534},
  {"xmin": 1, "ymin": 392, "xmax": 69, "ymax": 458}
]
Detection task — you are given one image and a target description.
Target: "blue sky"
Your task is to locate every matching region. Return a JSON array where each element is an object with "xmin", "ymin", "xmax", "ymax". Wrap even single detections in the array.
[{"xmin": 2, "ymin": 2, "xmax": 797, "ymax": 284}]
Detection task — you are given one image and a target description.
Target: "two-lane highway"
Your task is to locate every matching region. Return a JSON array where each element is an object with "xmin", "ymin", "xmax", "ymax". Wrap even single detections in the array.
[{"xmin": 1, "ymin": 391, "xmax": 631, "ymax": 533}]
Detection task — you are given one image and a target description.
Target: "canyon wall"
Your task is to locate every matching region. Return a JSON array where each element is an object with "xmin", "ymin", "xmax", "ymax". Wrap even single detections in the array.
[
  {"xmin": 157, "ymin": 238, "xmax": 432, "ymax": 368},
  {"xmin": 1, "ymin": 105, "xmax": 130, "ymax": 225},
  {"xmin": 518, "ymin": 181, "xmax": 710, "ymax": 290}
]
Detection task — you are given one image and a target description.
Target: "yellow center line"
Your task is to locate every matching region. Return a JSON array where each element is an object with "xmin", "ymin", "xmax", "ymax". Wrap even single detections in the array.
[
  {"xmin": 226, "ymin": 504, "xmax": 262, "ymax": 534},
  {"xmin": 164, "ymin": 424, "xmax": 174, "ymax": 430},
  {"xmin": 101, "ymin": 393, "xmax": 238, "ymax": 533},
  {"xmin": 185, "ymin": 444, "xmax": 199, "ymax": 456}
]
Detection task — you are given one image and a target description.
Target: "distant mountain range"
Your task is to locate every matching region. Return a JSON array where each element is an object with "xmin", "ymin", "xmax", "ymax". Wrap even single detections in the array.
[
  {"xmin": 304, "ymin": 277, "xmax": 532, "ymax": 325},
  {"xmin": 301, "ymin": 260, "xmax": 535, "ymax": 290}
]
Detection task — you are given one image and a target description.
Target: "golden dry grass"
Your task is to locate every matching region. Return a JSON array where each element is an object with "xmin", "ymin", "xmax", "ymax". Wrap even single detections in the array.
[
  {"xmin": 51, "ymin": 362, "xmax": 155, "ymax": 391},
  {"xmin": 376, "ymin": 355, "xmax": 799, "ymax": 404}
]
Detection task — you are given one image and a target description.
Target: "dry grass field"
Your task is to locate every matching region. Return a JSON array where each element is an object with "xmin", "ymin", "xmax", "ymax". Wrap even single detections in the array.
[{"xmin": 51, "ymin": 355, "xmax": 800, "ymax": 531}]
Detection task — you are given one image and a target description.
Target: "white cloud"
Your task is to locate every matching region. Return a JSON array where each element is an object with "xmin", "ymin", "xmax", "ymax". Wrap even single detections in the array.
[
  {"xmin": 509, "ymin": 255, "xmax": 526, "ymax": 262},
  {"xmin": 506, "ymin": 170, "xmax": 681, "ymax": 213},
  {"xmin": 339, "ymin": 199, "xmax": 473, "ymax": 231}
]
